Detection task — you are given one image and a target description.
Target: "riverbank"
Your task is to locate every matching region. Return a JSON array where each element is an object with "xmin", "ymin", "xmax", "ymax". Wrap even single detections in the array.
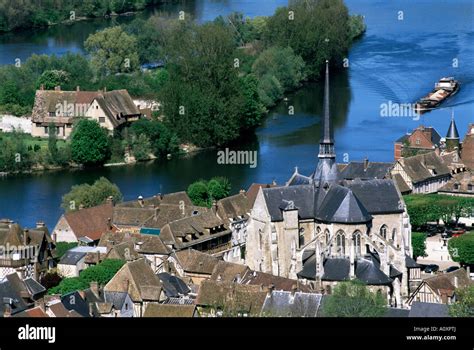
[{"xmin": 0, "ymin": 1, "xmax": 162, "ymax": 34}]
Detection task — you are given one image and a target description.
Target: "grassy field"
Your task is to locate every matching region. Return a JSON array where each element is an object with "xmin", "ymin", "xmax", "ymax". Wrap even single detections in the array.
[{"xmin": 0, "ymin": 131, "xmax": 69, "ymax": 150}]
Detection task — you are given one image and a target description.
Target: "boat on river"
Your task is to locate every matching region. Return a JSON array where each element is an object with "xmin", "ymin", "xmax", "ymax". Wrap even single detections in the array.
[{"xmin": 415, "ymin": 77, "xmax": 459, "ymax": 114}]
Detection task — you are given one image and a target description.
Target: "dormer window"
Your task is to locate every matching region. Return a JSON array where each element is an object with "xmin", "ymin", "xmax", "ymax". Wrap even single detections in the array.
[
  {"xmin": 415, "ymin": 138, "xmax": 421, "ymax": 145},
  {"xmin": 454, "ymin": 183, "xmax": 460, "ymax": 190}
]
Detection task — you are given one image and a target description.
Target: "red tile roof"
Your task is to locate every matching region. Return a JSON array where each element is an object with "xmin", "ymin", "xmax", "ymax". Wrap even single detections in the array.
[{"xmin": 64, "ymin": 203, "xmax": 114, "ymax": 241}]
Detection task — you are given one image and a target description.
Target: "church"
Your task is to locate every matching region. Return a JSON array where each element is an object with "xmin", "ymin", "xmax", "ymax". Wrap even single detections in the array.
[{"xmin": 245, "ymin": 61, "xmax": 415, "ymax": 307}]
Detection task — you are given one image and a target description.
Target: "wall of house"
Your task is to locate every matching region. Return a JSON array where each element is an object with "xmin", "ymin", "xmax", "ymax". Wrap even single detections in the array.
[
  {"xmin": 31, "ymin": 123, "xmax": 71, "ymax": 139},
  {"xmin": 86, "ymin": 101, "xmax": 115, "ymax": 132},
  {"xmin": 413, "ymin": 176, "xmax": 450, "ymax": 194},
  {"xmin": 52, "ymin": 216, "xmax": 78, "ymax": 243}
]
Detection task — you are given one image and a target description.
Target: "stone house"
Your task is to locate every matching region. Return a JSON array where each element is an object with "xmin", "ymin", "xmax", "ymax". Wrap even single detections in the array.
[
  {"xmin": 52, "ymin": 202, "xmax": 115, "ymax": 244},
  {"xmin": 391, "ymin": 151, "xmax": 451, "ymax": 194},
  {"xmin": 57, "ymin": 246, "xmax": 107, "ymax": 277},
  {"xmin": 215, "ymin": 192, "xmax": 251, "ymax": 263},
  {"xmin": 0, "ymin": 220, "xmax": 56, "ymax": 280},
  {"xmin": 196, "ymin": 279, "xmax": 267, "ymax": 317},
  {"xmin": 168, "ymin": 249, "xmax": 219, "ymax": 286},
  {"xmin": 99, "ymin": 231, "xmax": 171, "ymax": 273},
  {"xmin": 31, "ymin": 86, "xmax": 140, "ymax": 139},
  {"xmin": 104, "ymin": 258, "xmax": 165, "ymax": 317},
  {"xmin": 0, "ymin": 273, "xmax": 46, "ymax": 316},
  {"xmin": 461, "ymin": 123, "xmax": 474, "ymax": 170},
  {"xmin": 143, "ymin": 303, "xmax": 197, "ymax": 317},
  {"xmin": 407, "ymin": 268, "xmax": 472, "ymax": 305},
  {"xmin": 394, "ymin": 125, "xmax": 442, "ymax": 160}
]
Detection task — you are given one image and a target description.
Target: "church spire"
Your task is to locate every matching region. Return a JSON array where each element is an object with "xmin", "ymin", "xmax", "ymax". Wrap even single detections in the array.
[
  {"xmin": 446, "ymin": 110, "xmax": 460, "ymax": 152},
  {"xmin": 312, "ymin": 60, "xmax": 339, "ymax": 183}
]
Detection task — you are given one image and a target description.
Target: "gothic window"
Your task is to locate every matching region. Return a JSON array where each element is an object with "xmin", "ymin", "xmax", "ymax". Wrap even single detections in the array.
[
  {"xmin": 380, "ymin": 225, "xmax": 388, "ymax": 239},
  {"xmin": 258, "ymin": 229, "xmax": 263, "ymax": 250},
  {"xmin": 336, "ymin": 230, "xmax": 346, "ymax": 256},
  {"xmin": 353, "ymin": 231, "xmax": 361, "ymax": 256},
  {"xmin": 392, "ymin": 228, "xmax": 397, "ymax": 242},
  {"xmin": 325, "ymin": 229, "xmax": 330, "ymax": 246},
  {"xmin": 291, "ymin": 240, "xmax": 296, "ymax": 256}
]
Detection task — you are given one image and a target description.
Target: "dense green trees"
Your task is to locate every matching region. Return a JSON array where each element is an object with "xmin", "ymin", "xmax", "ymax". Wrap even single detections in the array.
[
  {"xmin": 85, "ymin": 27, "xmax": 140, "ymax": 76},
  {"xmin": 322, "ymin": 280, "xmax": 387, "ymax": 317},
  {"xmin": 70, "ymin": 119, "xmax": 110, "ymax": 166},
  {"xmin": 61, "ymin": 177, "xmax": 123, "ymax": 212},
  {"xmin": 411, "ymin": 232, "xmax": 427, "ymax": 260},
  {"xmin": 449, "ymin": 285, "xmax": 474, "ymax": 317},
  {"xmin": 187, "ymin": 177, "xmax": 231, "ymax": 207},
  {"xmin": 0, "ymin": 0, "xmax": 161, "ymax": 32},
  {"xmin": 49, "ymin": 259, "xmax": 125, "ymax": 296},
  {"xmin": 448, "ymin": 233, "xmax": 474, "ymax": 265},
  {"xmin": 263, "ymin": 0, "xmax": 355, "ymax": 78},
  {"xmin": 405, "ymin": 194, "xmax": 474, "ymax": 229},
  {"xmin": 55, "ymin": 242, "xmax": 78, "ymax": 259}
]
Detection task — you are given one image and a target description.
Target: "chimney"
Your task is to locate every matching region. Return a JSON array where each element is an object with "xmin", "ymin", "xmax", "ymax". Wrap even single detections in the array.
[
  {"xmin": 90, "ymin": 281, "xmax": 99, "ymax": 297},
  {"xmin": 40, "ymin": 84, "xmax": 44, "ymax": 91},
  {"xmin": 266, "ymin": 283, "xmax": 275, "ymax": 296},
  {"xmin": 76, "ymin": 86, "xmax": 80, "ymax": 92},
  {"xmin": 36, "ymin": 221, "xmax": 45, "ymax": 229},
  {"xmin": 212, "ymin": 200, "xmax": 218, "ymax": 213},
  {"xmin": 106, "ymin": 196, "xmax": 114, "ymax": 205},
  {"xmin": 79, "ymin": 204, "xmax": 84, "ymax": 210},
  {"xmin": 154, "ymin": 207, "xmax": 159, "ymax": 221},
  {"xmin": 454, "ymin": 276, "xmax": 459, "ymax": 288},
  {"xmin": 52, "ymin": 233, "xmax": 57, "ymax": 243},
  {"xmin": 107, "ymin": 217, "xmax": 112, "ymax": 230},
  {"xmin": 104, "ymin": 86, "xmax": 107, "ymax": 93},
  {"xmin": 239, "ymin": 189, "xmax": 246, "ymax": 195},
  {"xmin": 138, "ymin": 196, "xmax": 144, "ymax": 207},
  {"xmin": 467, "ymin": 266, "xmax": 471, "ymax": 278},
  {"xmin": 3, "ymin": 303, "xmax": 11, "ymax": 317},
  {"xmin": 34, "ymin": 299, "xmax": 46, "ymax": 311},
  {"xmin": 96, "ymin": 251, "xmax": 101, "ymax": 264},
  {"xmin": 54, "ymin": 86, "xmax": 61, "ymax": 91},
  {"xmin": 23, "ymin": 229, "xmax": 28, "ymax": 246},
  {"xmin": 364, "ymin": 157, "xmax": 369, "ymax": 171},
  {"xmin": 291, "ymin": 284, "xmax": 298, "ymax": 296}
]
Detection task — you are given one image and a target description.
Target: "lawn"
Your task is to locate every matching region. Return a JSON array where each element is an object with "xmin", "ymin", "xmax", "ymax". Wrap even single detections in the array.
[{"xmin": 0, "ymin": 131, "xmax": 68, "ymax": 150}]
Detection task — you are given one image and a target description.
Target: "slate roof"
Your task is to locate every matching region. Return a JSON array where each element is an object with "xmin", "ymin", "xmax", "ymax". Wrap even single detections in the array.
[
  {"xmin": 173, "ymin": 249, "xmax": 219, "ymax": 275},
  {"xmin": 262, "ymin": 185, "xmax": 316, "ymax": 221},
  {"xmin": 0, "ymin": 277, "xmax": 28, "ymax": 315},
  {"xmin": 446, "ymin": 118, "xmax": 460, "ymax": 139},
  {"xmin": 409, "ymin": 302, "xmax": 449, "ymax": 317},
  {"xmin": 59, "ymin": 250, "xmax": 87, "ymax": 265},
  {"xmin": 298, "ymin": 255, "xmax": 393, "ymax": 285},
  {"xmin": 157, "ymin": 272, "xmax": 190, "ymax": 297},
  {"xmin": 23, "ymin": 278, "xmax": 46, "ymax": 298},
  {"xmin": 246, "ymin": 183, "xmax": 276, "ymax": 206},
  {"xmin": 62, "ymin": 203, "xmax": 114, "ymax": 241},
  {"xmin": 316, "ymin": 185, "xmax": 372, "ymax": 224},
  {"xmin": 405, "ymin": 255, "xmax": 420, "ymax": 268},
  {"xmin": 339, "ymin": 161, "xmax": 393, "ymax": 180},
  {"xmin": 104, "ymin": 291, "xmax": 130, "ymax": 310},
  {"xmin": 345, "ymin": 179, "xmax": 404, "ymax": 214},
  {"xmin": 399, "ymin": 151, "xmax": 451, "ymax": 184},
  {"xmin": 143, "ymin": 304, "xmax": 196, "ymax": 317},
  {"xmin": 384, "ymin": 307, "xmax": 410, "ymax": 317},
  {"xmin": 260, "ymin": 291, "xmax": 322, "ymax": 317},
  {"xmin": 61, "ymin": 291, "xmax": 90, "ymax": 317},
  {"xmin": 241, "ymin": 270, "xmax": 312, "ymax": 292},
  {"xmin": 48, "ymin": 300, "xmax": 82, "ymax": 317}
]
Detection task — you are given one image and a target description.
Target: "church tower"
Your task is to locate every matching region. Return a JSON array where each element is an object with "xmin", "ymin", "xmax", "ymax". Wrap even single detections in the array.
[
  {"xmin": 312, "ymin": 60, "xmax": 339, "ymax": 183},
  {"xmin": 445, "ymin": 111, "xmax": 460, "ymax": 152}
]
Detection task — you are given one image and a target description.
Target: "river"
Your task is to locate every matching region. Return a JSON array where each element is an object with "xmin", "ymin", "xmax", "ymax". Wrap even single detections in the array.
[{"xmin": 0, "ymin": 0, "xmax": 473, "ymax": 229}]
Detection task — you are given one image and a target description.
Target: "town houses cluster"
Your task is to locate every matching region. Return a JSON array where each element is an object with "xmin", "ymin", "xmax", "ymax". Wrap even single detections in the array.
[{"xmin": 0, "ymin": 64, "xmax": 472, "ymax": 318}]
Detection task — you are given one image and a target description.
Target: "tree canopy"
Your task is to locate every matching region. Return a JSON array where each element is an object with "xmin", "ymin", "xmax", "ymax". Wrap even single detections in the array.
[
  {"xmin": 70, "ymin": 119, "xmax": 110, "ymax": 166},
  {"xmin": 449, "ymin": 285, "xmax": 474, "ymax": 317},
  {"xmin": 322, "ymin": 280, "xmax": 387, "ymax": 317},
  {"xmin": 187, "ymin": 177, "xmax": 231, "ymax": 207},
  {"xmin": 61, "ymin": 177, "xmax": 123, "ymax": 212},
  {"xmin": 411, "ymin": 232, "xmax": 427, "ymax": 260},
  {"xmin": 448, "ymin": 233, "xmax": 474, "ymax": 265}
]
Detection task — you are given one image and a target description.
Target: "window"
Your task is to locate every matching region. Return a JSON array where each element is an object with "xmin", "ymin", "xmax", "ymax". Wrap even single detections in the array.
[
  {"xmin": 325, "ymin": 230, "xmax": 330, "ymax": 246},
  {"xmin": 392, "ymin": 228, "xmax": 397, "ymax": 242},
  {"xmin": 99, "ymin": 117, "xmax": 106, "ymax": 123},
  {"xmin": 353, "ymin": 231, "xmax": 361, "ymax": 256},
  {"xmin": 468, "ymin": 184, "xmax": 473, "ymax": 191},
  {"xmin": 336, "ymin": 231, "xmax": 345, "ymax": 256},
  {"xmin": 415, "ymin": 138, "xmax": 421, "ymax": 145},
  {"xmin": 49, "ymin": 112, "xmax": 56, "ymax": 117},
  {"xmin": 380, "ymin": 225, "xmax": 388, "ymax": 239},
  {"xmin": 454, "ymin": 183, "xmax": 460, "ymax": 190}
]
